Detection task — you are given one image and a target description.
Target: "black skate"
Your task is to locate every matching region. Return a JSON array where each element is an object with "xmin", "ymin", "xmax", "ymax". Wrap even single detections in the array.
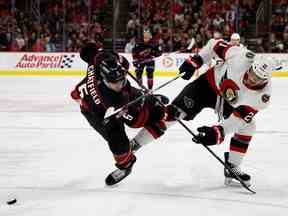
[
  {"xmin": 224, "ymin": 152, "xmax": 251, "ymax": 187},
  {"xmin": 105, "ymin": 156, "xmax": 136, "ymax": 186}
]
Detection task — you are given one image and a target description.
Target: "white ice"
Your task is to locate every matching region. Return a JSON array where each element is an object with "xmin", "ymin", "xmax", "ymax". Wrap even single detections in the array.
[{"xmin": 0, "ymin": 76, "xmax": 287, "ymax": 215}]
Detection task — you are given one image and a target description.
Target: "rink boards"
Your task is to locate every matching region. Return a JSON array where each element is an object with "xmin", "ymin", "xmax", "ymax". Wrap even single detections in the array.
[{"xmin": 0, "ymin": 52, "xmax": 287, "ymax": 77}]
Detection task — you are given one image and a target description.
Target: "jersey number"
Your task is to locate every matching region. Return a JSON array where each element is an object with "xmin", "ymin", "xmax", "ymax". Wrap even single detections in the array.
[{"xmin": 244, "ymin": 112, "xmax": 255, "ymax": 123}]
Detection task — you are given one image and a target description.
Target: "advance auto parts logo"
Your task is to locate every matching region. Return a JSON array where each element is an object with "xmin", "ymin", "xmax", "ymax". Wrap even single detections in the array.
[{"xmin": 15, "ymin": 54, "xmax": 76, "ymax": 69}]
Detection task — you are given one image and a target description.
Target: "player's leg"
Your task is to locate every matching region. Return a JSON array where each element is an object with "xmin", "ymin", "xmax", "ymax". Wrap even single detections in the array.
[
  {"xmin": 145, "ymin": 61, "xmax": 155, "ymax": 90},
  {"xmin": 131, "ymin": 74, "xmax": 217, "ymax": 151},
  {"xmin": 81, "ymin": 110, "xmax": 136, "ymax": 185},
  {"xmin": 224, "ymin": 120, "xmax": 255, "ymax": 186},
  {"xmin": 135, "ymin": 64, "xmax": 145, "ymax": 85},
  {"xmin": 170, "ymin": 74, "xmax": 217, "ymax": 121}
]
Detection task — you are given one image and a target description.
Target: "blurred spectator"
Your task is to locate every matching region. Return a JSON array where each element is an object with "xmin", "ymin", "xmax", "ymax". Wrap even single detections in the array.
[
  {"xmin": 255, "ymin": 38, "xmax": 265, "ymax": 53},
  {"xmin": 0, "ymin": 0, "xmax": 286, "ymax": 53},
  {"xmin": 124, "ymin": 35, "xmax": 136, "ymax": 53},
  {"xmin": 0, "ymin": 27, "xmax": 9, "ymax": 51},
  {"xmin": 31, "ymin": 37, "xmax": 45, "ymax": 52},
  {"xmin": 283, "ymin": 32, "xmax": 288, "ymax": 52},
  {"xmin": 127, "ymin": 13, "xmax": 140, "ymax": 37},
  {"xmin": 44, "ymin": 34, "xmax": 57, "ymax": 52}
]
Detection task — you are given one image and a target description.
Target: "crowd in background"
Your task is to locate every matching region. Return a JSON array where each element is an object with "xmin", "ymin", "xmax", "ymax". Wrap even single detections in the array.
[
  {"xmin": 0, "ymin": 0, "xmax": 107, "ymax": 52},
  {"xmin": 0, "ymin": 0, "xmax": 288, "ymax": 53},
  {"xmin": 125, "ymin": 0, "xmax": 288, "ymax": 53}
]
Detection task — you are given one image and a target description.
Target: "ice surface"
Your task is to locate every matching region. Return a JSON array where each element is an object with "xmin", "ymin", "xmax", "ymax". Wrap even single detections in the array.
[{"xmin": 0, "ymin": 76, "xmax": 287, "ymax": 215}]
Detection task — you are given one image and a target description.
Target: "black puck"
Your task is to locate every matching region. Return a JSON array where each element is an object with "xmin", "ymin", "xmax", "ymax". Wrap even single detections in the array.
[{"xmin": 6, "ymin": 198, "xmax": 17, "ymax": 205}]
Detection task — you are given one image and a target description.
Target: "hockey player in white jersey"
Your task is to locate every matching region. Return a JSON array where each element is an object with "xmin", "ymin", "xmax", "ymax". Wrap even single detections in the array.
[
  {"xmin": 165, "ymin": 38, "xmax": 273, "ymax": 186},
  {"xmin": 229, "ymin": 33, "xmax": 244, "ymax": 47}
]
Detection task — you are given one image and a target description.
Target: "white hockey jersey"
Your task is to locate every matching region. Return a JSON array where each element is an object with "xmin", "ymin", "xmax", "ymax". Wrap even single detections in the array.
[{"xmin": 197, "ymin": 39, "xmax": 272, "ymax": 135}]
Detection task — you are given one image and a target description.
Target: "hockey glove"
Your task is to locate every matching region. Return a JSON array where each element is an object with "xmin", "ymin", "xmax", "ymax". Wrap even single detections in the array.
[
  {"xmin": 193, "ymin": 125, "xmax": 225, "ymax": 146},
  {"xmin": 145, "ymin": 94, "xmax": 169, "ymax": 123},
  {"xmin": 179, "ymin": 59, "xmax": 196, "ymax": 80},
  {"xmin": 70, "ymin": 87, "xmax": 89, "ymax": 112}
]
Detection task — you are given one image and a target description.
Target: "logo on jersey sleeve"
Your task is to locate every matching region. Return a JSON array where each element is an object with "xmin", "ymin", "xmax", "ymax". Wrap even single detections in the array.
[
  {"xmin": 261, "ymin": 94, "xmax": 270, "ymax": 103},
  {"xmin": 219, "ymin": 79, "xmax": 240, "ymax": 104}
]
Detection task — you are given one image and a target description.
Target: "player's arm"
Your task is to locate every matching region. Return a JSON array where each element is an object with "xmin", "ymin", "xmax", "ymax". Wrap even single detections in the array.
[
  {"xmin": 70, "ymin": 77, "xmax": 87, "ymax": 101},
  {"xmin": 193, "ymin": 104, "xmax": 258, "ymax": 146},
  {"xmin": 179, "ymin": 39, "xmax": 233, "ymax": 80},
  {"xmin": 70, "ymin": 76, "xmax": 90, "ymax": 111},
  {"xmin": 152, "ymin": 43, "xmax": 163, "ymax": 58},
  {"xmin": 199, "ymin": 39, "xmax": 233, "ymax": 62}
]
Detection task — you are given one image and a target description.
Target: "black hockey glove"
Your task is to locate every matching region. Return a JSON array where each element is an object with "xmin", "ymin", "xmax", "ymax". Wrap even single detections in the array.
[
  {"xmin": 179, "ymin": 59, "xmax": 196, "ymax": 80},
  {"xmin": 145, "ymin": 94, "xmax": 169, "ymax": 123},
  {"xmin": 192, "ymin": 125, "xmax": 225, "ymax": 146}
]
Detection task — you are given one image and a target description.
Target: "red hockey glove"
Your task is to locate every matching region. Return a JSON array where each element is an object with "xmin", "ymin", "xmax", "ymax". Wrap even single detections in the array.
[
  {"xmin": 70, "ymin": 88, "xmax": 89, "ymax": 111},
  {"xmin": 193, "ymin": 125, "xmax": 225, "ymax": 146}
]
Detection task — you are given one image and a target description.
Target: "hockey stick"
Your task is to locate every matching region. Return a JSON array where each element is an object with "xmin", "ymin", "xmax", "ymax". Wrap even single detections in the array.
[
  {"xmin": 133, "ymin": 51, "xmax": 179, "ymax": 65},
  {"xmin": 176, "ymin": 120, "xmax": 256, "ymax": 194},
  {"xmin": 127, "ymin": 72, "xmax": 256, "ymax": 194},
  {"xmin": 104, "ymin": 72, "xmax": 185, "ymax": 119}
]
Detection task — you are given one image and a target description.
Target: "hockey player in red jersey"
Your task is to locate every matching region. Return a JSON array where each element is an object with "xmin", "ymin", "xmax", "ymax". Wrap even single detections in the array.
[
  {"xmin": 71, "ymin": 44, "xmax": 170, "ymax": 185},
  {"xmin": 167, "ymin": 38, "xmax": 273, "ymax": 186},
  {"xmin": 132, "ymin": 29, "xmax": 162, "ymax": 90}
]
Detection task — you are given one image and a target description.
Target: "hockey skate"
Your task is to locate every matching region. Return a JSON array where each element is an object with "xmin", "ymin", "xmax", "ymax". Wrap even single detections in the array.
[
  {"xmin": 105, "ymin": 156, "xmax": 136, "ymax": 186},
  {"xmin": 224, "ymin": 152, "xmax": 251, "ymax": 187}
]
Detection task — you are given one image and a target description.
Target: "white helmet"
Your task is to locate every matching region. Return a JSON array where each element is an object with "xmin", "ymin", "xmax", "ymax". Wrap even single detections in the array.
[
  {"xmin": 230, "ymin": 33, "xmax": 240, "ymax": 40},
  {"xmin": 251, "ymin": 56, "xmax": 273, "ymax": 80}
]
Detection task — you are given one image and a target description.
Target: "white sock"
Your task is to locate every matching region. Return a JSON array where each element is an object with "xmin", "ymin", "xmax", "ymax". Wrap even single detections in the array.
[{"xmin": 228, "ymin": 151, "xmax": 244, "ymax": 167}]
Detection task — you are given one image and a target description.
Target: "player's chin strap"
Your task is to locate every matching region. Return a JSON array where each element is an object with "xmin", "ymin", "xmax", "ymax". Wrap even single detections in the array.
[
  {"xmin": 104, "ymin": 72, "xmax": 185, "ymax": 119},
  {"xmin": 127, "ymin": 71, "xmax": 256, "ymax": 195}
]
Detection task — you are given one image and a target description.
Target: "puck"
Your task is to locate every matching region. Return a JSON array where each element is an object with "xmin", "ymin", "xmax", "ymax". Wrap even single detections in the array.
[{"xmin": 6, "ymin": 198, "xmax": 17, "ymax": 205}]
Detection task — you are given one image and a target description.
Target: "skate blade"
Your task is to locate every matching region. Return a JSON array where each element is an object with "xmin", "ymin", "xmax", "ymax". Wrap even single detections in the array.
[{"xmin": 224, "ymin": 177, "xmax": 251, "ymax": 187}]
